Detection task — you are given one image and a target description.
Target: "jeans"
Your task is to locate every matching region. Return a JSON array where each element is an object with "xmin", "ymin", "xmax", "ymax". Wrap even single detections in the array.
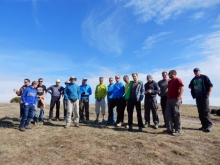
[
  {"xmin": 20, "ymin": 103, "xmax": 24, "ymax": 118},
  {"xmin": 107, "ymin": 99, "xmax": 116, "ymax": 122},
  {"xmin": 49, "ymin": 96, "xmax": 60, "ymax": 119},
  {"xmin": 33, "ymin": 99, "xmax": 44, "ymax": 121},
  {"xmin": 20, "ymin": 104, "xmax": 35, "ymax": 127},
  {"xmin": 144, "ymin": 97, "xmax": 159, "ymax": 125},
  {"xmin": 79, "ymin": 98, "xmax": 89, "ymax": 120}
]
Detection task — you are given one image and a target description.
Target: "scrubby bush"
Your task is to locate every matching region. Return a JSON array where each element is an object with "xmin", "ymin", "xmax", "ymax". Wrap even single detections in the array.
[{"xmin": 10, "ymin": 97, "xmax": 21, "ymax": 103}]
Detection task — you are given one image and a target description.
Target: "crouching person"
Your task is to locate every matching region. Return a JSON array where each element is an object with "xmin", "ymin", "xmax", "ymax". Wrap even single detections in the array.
[
  {"xmin": 19, "ymin": 81, "xmax": 38, "ymax": 131},
  {"xmin": 64, "ymin": 76, "xmax": 80, "ymax": 128}
]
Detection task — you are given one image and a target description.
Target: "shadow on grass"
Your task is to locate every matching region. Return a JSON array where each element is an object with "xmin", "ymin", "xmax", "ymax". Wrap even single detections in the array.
[
  {"xmin": 0, "ymin": 117, "xmax": 19, "ymax": 129},
  {"xmin": 182, "ymin": 127, "xmax": 200, "ymax": 131}
]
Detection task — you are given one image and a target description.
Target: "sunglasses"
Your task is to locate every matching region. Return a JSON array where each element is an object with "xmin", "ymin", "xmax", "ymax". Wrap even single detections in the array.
[
  {"xmin": 39, "ymin": 81, "xmax": 43, "ymax": 82},
  {"xmin": 115, "ymin": 77, "xmax": 120, "ymax": 79},
  {"xmin": 24, "ymin": 81, "xmax": 28, "ymax": 83}
]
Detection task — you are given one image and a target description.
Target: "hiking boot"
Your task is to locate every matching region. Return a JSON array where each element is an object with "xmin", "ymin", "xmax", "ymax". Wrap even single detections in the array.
[
  {"xmin": 75, "ymin": 123, "xmax": 79, "ymax": 127},
  {"xmin": 138, "ymin": 127, "xmax": 142, "ymax": 132},
  {"xmin": 56, "ymin": 118, "xmax": 59, "ymax": 121},
  {"xmin": 128, "ymin": 125, "xmax": 132, "ymax": 132},
  {"xmin": 20, "ymin": 127, "xmax": 25, "ymax": 131},
  {"xmin": 102, "ymin": 119, "xmax": 106, "ymax": 124},
  {"xmin": 116, "ymin": 122, "xmax": 122, "ymax": 127},
  {"xmin": 85, "ymin": 120, "xmax": 89, "ymax": 124},
  {"xmin": 143, "ymin": 122, "xmax": 149, "ymax": 128},
  {"xmin": 172, "ymin": 131, "xmax": 181, "ymax": 136},
  {"xmin": 48, "ymin": 119, "xmax": 52, "ymax": 123},
  {"xmin": 204, "ymin": 127, "xmax": 212, "ymax": 132},
  {"xmin": 93, "ymin": 119, "xmax": 99, "ymax": 124},
  {"xmin": 198, "ymin": 127, "xmax": 204, "ymax": 131},
  {"xmin": 25, "ymin": 125, "xmax": 32, "ymax": 129},
  {"xmin": 154, "ymin": 124, "xmax": 158, "ymax": 129}
]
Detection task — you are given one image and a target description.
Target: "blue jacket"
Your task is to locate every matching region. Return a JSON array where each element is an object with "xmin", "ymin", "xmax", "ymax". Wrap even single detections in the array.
[
  {"xmin": 64, "ymin": 83, "xmax": 80, "ymax": 100},
  {"xmin": 21, "ymin": 86, "xmax": 37, "ymax": 105},
  {"xmin": 107, "ymin": 83, "xmax": 114, "ymax": 99},
  {"xmin": 80, "ymin": 84, "xmax": 92, "ymax": 99},
  {"xmin": 112, "ymin": 82, "xmax": 125, "ymax": 99},
  {"xmin": 47, "ymin": 85, "xmax": 64, "ymax": 97}
]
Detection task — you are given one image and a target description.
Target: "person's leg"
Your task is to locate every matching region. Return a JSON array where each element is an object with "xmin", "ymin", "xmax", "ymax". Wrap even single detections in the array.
[
  {"xmin": 121, "ymin": 98, "xmax": 126, "ymax": 123},
  {"xmin": 20, "ymin": 103, "xmax": 24, "ymax": 118},
  {"xmin": 85, "ymin": 99, "xmax": 89, "ymax": 121},
  {"xmin": 202, "ymin": 97, "xmax": 212, "ymax": 130},
  {"xmin": 95, "ymin": 100, "xmax": 100, "ymax": 121},
  {"xmin": 196, "ymin": 97, "xmax": 205, "ymax": 128},
  {"xmin": 127, "ymin": 100, "xmax": 135, "ymax": 127},
  {"xmin": 55, "ymin": 97, "xmax": 60, "ymax": 120},
  {"xmin": 101, "ymin": 99, "xmax": 106, "ymax": 121},
  {"xmin": 171, "ymin": 98, "xmax": 182, "ymax": 133},
  {"xmin": 66, "ymin": 100, "xmax": 73, "ymax": 126},
  {"xmin": 144, "ymin": 99, "xmax": 151, "ymax": 125},
  {"xmin": 165, "ymin": 99, "xmax": 173, "ymax": 133},
  {"xmin": 25, "ymin": 105, "xmax": 35, "ymax": 127},
  {"xmin": 107, "ymin": 99, "xmax": 113, "ymax": 122},
  {"xmin": 161, "ymin": 96, "xmax": 167, "ymax": 125},
  {"xmin": 151, "ymin": 98, "xmax": 159, "ymax": 125},
  {"xmin": 39, "ymin": 106, "xmax": 44, "ymax": 121},
  {"xmin": 33, "ymin": 99, "xmax": 39, "ymax": 122},
  {"xmin": 79, "ymin": 99, "xmax": 84, "ymax": 121},
  {"xmin": 49, "ymin": 97, "xmax": 56, "ymax": 119},
  {"xmin": 135, "ymin": 100, "xmax": 144, "ymax": 128},
  {"xmin": 63, "ymin": 100, "xmax": 66, "ymax": 119},
  {"xmin": 73, "ymin": 100, "xmax": 79, "ymax": 125},
  {"xmin": 20, "ymin": 105, "xmax": 29, "ymax": 128}
]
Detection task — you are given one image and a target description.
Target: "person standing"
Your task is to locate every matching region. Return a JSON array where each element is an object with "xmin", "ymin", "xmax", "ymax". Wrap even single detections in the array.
[
  {"xmin": 106, "ymin": 77, "xmax": 116, "ymax": 124},
  {"xmin": 13, "ymin": 79, "xmax": 30, "ymax": 118},
  {"xmin": 144, "ymin": 75, "xmax": 160, "ymax": 129},
  {"xmin": 63, "ymin": 81, "xmax": 70, "ymax": 120},
  {"xmin": 19, "ymin": 81, "xmax": 38, "ymax": 131},
  {"xmin": 158, "ymin": 71, "xmax": 169, "ymax": 127},
  {"xmin": 64, "ymin": 76, "xmax": 80, "ymax": 128},
  {"xmin": 79, "ymin": 78, "xmax": 92, "ymax": 123},
  {"xmin": 94, "ymin": 77, "xmax": 107, "ymax": 124},
  {"xmin": 165, "ymin": 70, "xmax": 184, "ymax": 136},
  {"xmin": 47, "ymin": 79, "xmax": 64, "ymax": 122},
  {"xmin": 109, "ymin": 75, "xmax": 125, "ymax": 127},
  {"xmin": 125, "ymin": 73, "xmax": 144, "ymax": 132},
  {"xmin": 189, "ymin": 68, "xmax": 213, "ymax": 132},
  {"xmin": 122, "ymin": 75, "xmax": 130, "ymax": 127},
  {"xmin": 33, "ymin": 78, "xmax": 47, "ymax": 124}
]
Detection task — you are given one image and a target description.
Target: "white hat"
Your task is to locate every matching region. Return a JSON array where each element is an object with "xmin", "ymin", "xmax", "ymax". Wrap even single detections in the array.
[
  {"xmin": 69, "ymin": 76, "xmax": 77, "ymax": 81},
  {"xmin": 83, "ymin": 78, "xmax": 87, "ymax": 80}
]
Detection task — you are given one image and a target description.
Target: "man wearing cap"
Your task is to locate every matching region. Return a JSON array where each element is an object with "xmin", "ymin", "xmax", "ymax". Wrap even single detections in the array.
[
  {"xmin": 157, "ymin": 71, "xmax": 169, "ymax": 127},
  {"xmin": 64, "ymin": 76, "xmax": 80, "ymax": 128},
  {"xmin": 47, "ymin": 79, "xmax": 64, "ymax": 122},
  {"xmin": 13, "ymin": 78, "xmax": 30, "ymax": 118},
  {"xmin": 189, "ymin": 68, "xmax": 213, "ymax": 132},
  {"xmin": 19, "ymin": 81, "xmax": 38, "ymax": 131},
  {"xmin": 125, "ymin": 73, "xmax": 144, "ymax": 132},
  {"xmin": 144, "ymin": 75, "xmax": 160, "ymax": 129},
  {"xmin": 165, "ymin": 70, "xmax": 184, "ymax": 136},
  {"xmin": 63, "ymin": 81, "xmax": 70, "ymax": 120},
  {"xmin": 79, "ymin": 78, "xmax": 92, "ymax": 123},
  {"xmin": 33, "ymin": 78, "xmax": 47, "ymax": 124},
  {"xmin": 94, "ymin": 77, "xmax": 107, "ymax": 124}
]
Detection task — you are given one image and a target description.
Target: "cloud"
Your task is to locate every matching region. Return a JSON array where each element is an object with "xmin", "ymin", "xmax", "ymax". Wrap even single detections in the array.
[
  {"xmin": 125, "ymin": 0, "xmax": 220, "ymax": 23},
  {"xmin": 212, "ymin": 14, "xmax": 220, "ymax": 28},
  {"xmin": 81, "ymin": 11, "xmax": 124, "ymax": 56},
  {"xmin": 191, "ymin": 12, "xmax": 204, "ymax": 20}
]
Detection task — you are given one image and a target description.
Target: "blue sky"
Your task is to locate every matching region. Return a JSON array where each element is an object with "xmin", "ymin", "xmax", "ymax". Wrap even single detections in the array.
[{"xmin": 0, "ymin": 0, "xmax": 220, "ymax": 105}]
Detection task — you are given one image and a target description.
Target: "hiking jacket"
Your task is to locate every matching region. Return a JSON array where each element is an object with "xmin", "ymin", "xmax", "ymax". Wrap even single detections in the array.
[
  {"xmin": 80, "ymin": 84, "xmax": 92, "ymax": 99},
  {"xmin": 95, "ymin": 83, "xmax": 107, "ymax": 99},
  {"xmin": 144, "ymin": 80, "xmax": 160, "ymax": 99},
  {"xmin": 21, "ymin": 86, "xmax": 37, "ymax": 105},
  {"xmin": 64, "ymin": 83, "xmax": 80, "ymax": 100},
  {"xmin": 125, "ymin": 80, "xmax": 144, "ymax": 101}
]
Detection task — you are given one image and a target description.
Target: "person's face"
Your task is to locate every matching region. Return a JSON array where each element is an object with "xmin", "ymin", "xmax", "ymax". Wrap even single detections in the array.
[
  {"xmin": 33, "ymin": 83, "xmax": 38, "ymax": 88},
  {"xmin": 115, "ymin": 76, "xmax": 120, "ymax": 83},
  {"xmin": 168, "ymin": 72, "xmax": 174, "ymax": 79},
  {"xmin": 109, "ymin": 78, "xmax": 113, "ymax": 84},
  {"xmin": 194, "ymin": 70, "xmax": 201, "ymax": 77},
  {"xmin": 132, "ymin": 74, "xmax": 138, "ymax": 82},
  {"xmin": 38, "ymin": 79, "xmax": 43, "ymax": 85},
  {"xmin": 24, "ymin": 80, "xmax": 30, "ymax": 86},
  {"xmin": 162, "ymin": 73, "xmax": 167, "ymax": 79},
  {"xmin": 56, "ymin": 82, "xmax": 60, "ymax": 85},
  {"xmin": 147, "ymin": 79, "xmax": 152, "ymax": 83},
  {"xmin": 70, "ymin": 79, "xmax": 75, "ymax": 83},
  {"xmin": 99, "ymin": 78, "xmax": 104, "ymax": 83},
  {"xmin": 123, "ymin": 77, "xmax": 129, "ymax": 83},
  {"xmin": 83, "ymin": 80, "xmax": 87, "ymax": 85}
]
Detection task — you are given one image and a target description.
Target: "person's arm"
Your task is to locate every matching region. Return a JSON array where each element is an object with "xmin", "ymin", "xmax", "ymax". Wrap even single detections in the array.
[
  {"xmin": 95, "ymin": 86, "xmax": 98, "ymax": 99},
  {"xmin": 153, "ymin": 83, "xmax": 160, "ymax": 95},
  {"xmin": 177, "ymin": 86, "xmax": 184, "ymax": 100},
  {"xmin": 47, "ymin": 86, "xmax": 52, "ymax": 94},
  {"xmin": 103, "ymin": 85, "xmax": 107, "ymax": 98},
  {"xmin": 207, "ymin": 87, "xmax": 212, "ymax": 98},
  {"xmin": 21, "ymin": 88, "xmax": 28, "ymax": 105},
  {"xmin": 14, "ymin": 87, "xmax": 23, "ymax": 96},
  {"xmin": 59, "ymin": 87, "xmax": 64, "ymax": 101},
  {"xmin": 205, "ymin": 76, "xmax": 213, "ymax": 98},
  {"xmin": 88, "ymin": 86, "xmax": 92, "ymax": 96},
  {"xmin": 188, "ymin": 79, "xmax": 194, "ymax": 89},
  {"xmin": 77, "ymin": 86, "xmax": 81, "ymax": 99},
  {"xmin": 43, "ymin": 86, "xmax": 47, "ymax": 98},
  {"xmin": 64, "ymin": 86, "xmax": 68, "ymax": 100}
]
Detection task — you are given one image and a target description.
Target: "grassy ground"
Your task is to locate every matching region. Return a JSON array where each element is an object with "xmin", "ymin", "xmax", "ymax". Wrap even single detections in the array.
[{"xmin": 0, "ymin": 103, "xmax": 220, "ymax": 165}]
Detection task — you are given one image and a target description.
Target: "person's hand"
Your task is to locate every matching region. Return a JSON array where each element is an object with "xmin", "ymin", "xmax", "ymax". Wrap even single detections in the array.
[
  {"xmin": 177, "ymin": 96, "xmax": 181, "ymax": 100},
  {"xmin": 13, "ymin": 89, "xmax": 17, "ymax": 93},
  {"xmin": 137, "ymin": 100, "xmax": 139, "ymax": 102},
  {"xmin": 33, "ymin": 104, "xmax": 35, "ymax": 106},
  {"xmin": 25, "ymin": 103, "xmax": 28, "ymax": 106},
  {"xmin": 206, "ymin": 93, "xmax": 210, "ymax": 98}
]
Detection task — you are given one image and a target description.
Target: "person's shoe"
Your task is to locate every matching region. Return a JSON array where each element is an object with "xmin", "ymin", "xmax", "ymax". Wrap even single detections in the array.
[
  {"xmin": 64, "ymin": 124, "xmax": 70, "ymax": 128},
  {"xmin": 75, "ymin": 123, "xmax": 80, "ymax": 127},
  {"xmin": 198, "ymin": 127, "xmax": 204, "ymax": 131},
  {"xmin": 39, "ymin": 120, "xmax": 44, "ymax": 124},
  {"xmin": 143, "ymin": 122, "xmax": 149, "ymax": 128},
  {"xmin": 204, "ymin": 127, "xmax": 212, "ymax": 132},
  {"xmin": 138, "ymin": 127, "xmax": 142, "ymax": 132},
  {"xmin": 56, "ymin": 118, "xmax": 59, "ymax": 121},
  {"xmin": 125, "ymin": 124, "xmax": 129, "ymax": 128},
  {"xmin": 25, "ymin": 125, "xmax": 32, "ymax": 129},
  {"xmin": 163, "ymin": 130, "xmax": 173, "ymax": 134},
  {"xmin": 48, "ymin": 119, "xmax": 52, "ymax": 123},
  {"xmin": 79, "ymin": 120, "xmax": 84, "ymax": 123},
  {"xmin": 20, "ymin": 127, "xmax": 25, "ymax": 131},
  {"xmin": 102, "ymin": 119, "xmax": 106, "ymax": 124},
  {"xmin": 172, "ymin": 131, "xmax": 181, "ymax": 136},
  {"xmin": 128, "ymin": 125, "xmax": 132, "ymax": 132},
  {"xmin": 163, "ymin": 124, "xmax": 166, "ymax": 128},
  {"xmin": 154, "ymin": 124, "xmax": 159, "ymax": 129},
  {"xmin": 116, "ymin": 122, "xmax": 122, "ymax": 127},
  {"xmin": 33, "ymin": 121, "xmax": 38, "ymax": 125},
  {"xmin": 85, "ymin": 120, "xmax": 89, "ymax": 124},
  {"xmin": 106, "ymin": 120, "xmax": 113, "ymax": 125},
  {"xmin": 93, "ymin": 119, "xmax": 99, "ymax": 124}
]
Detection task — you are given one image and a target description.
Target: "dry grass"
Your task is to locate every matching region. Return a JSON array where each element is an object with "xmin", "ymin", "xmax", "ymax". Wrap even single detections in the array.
[{"xmin": 0, "ymin": 103, "xmax": 220, "ymax": 165}]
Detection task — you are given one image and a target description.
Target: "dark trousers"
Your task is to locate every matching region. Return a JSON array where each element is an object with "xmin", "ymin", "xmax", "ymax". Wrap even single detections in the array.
[
  {"xmin": 160, "ymin": 96, "xmax": 167, "ymax": 123},
  {"xmin": 109, "ymin": 98, "xmax": 124, "ymax": 123},
  {"xmin": 20, "ymin": 103, "xmax": 24, "ymax": 118},
  {"xmin": 49, "ymin": 96, "xmax": 60, "ymax": 119},
  {"xmin": 79, "ymin": 99, "xmax": 89, "ymax": 120},
  {"xmin": 127, "ymin": 99, "xmax": 143, "ymax": 127},
  {"xmin": 144, "ymin": 97, "xmax": 159, "ymax": 125},
  {"xmin": 20, "ymin": 105, "xmax": 35, "ymax": 127},
  {"xmin": 63, "ymin": 99, "xmax": 68, "ymax": 118},
  {"xmin": 196, "ymin": 97, "xmax": 212, "ymax": 129}
]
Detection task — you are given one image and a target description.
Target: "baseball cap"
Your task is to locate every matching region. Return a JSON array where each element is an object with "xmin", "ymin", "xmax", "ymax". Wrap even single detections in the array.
[
  {"xmin": 56, "ymin": 79, "xmax": 60, "ymax": 82},
  {"xmin": 65, "ymin": 81, "xmax": 70, "ymax": 84},
  {"xmin": 193, "ymin": 68, "xmax": 200, "ymax": 72},
  {"xmin": 69, "ymin": 76, "xmax": 77, "ymax": 81},
  {"xmin": 83, "ymin": 78, "xmax": 87, "ymax": 81},
  {"xmin": 146, "ymin": 75, "xmax": 153, "ymax": 80}
]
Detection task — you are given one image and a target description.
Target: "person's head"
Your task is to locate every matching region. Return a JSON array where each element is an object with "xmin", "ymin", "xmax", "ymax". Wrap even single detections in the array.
[
  {"xmin": 24, "ymin": 78, "xmax": 30, "ymax": 86},
  {"xmin": 31, "ymin": 81, "xmax": 38, "ymax": 88},
  {"xmin": 115, "ymin": 75, "xmax": 120, "ymax": 83},
  {"xmin": 56, "ymin": 79, "xmax": 61, "ymax": 85},
  {"xmin": 162, "ymin": 71, "xmax": 168, "ymax": 80},
  {"xmin": 109, "ymin": 77, "xmax": 113, "ymax": 84},
  {"xmin": 65, "ymin": 81, "xmax": 70, "ymax": 85},
  {"xmin": 123, "ymin": 75, "xmax": 129, "ymax": 84},
  {"xmin": 132, "ymin": 73, "xmax": 138, "ymax": 82},
  {"xmin": 69, "ymin": 76, "xmax": 77, "ymax": 83},
  {"xmin": 168, "ymin": 70, "xmax": 177, "ymax": 79},
  {"xmin": 82, "ymin": 78, "xmax": 87, "ymax": 85},
  {"xmin": 193, "ymin": 68, "xmax": 201, "ymax": 77},
  {"xmin": 99, "ymin": 77, "xmax": 104, "ymax": 84},
  {"xmin": 146, "ymin": 75, "xmax": 153, "ymax": 83},
  {"xmin": 38, "ymin": 78, "xmax": 43, "ymax": 85}
]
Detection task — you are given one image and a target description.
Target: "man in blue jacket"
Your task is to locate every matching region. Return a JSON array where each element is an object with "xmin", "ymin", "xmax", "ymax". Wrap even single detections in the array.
[
  {"xmin": 79, "ymin": 78, "xmax": 92, "ymax": 123},
  {"xmin": 189, "ymin": 68, "xmax": 213, "ymax": 132},
  {"xmin": 19, "ymin": 81, "xmax": 38, "ymax": 131},
  {"xmin": 64, "ymin": 76, "xmax": 80, "ymax": 128}
]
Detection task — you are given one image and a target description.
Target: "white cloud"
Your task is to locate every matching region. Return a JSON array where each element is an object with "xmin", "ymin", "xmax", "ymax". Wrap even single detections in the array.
[
  {"xmin": 213, "ymin": 14, "xmax": 220, "ymax": 28},
  {"xmin": 191, "ymin": 12, "xmax": 204, "ymax": 19},
  {"xmin": 81, "ymin": 11, "xmax": 124, "ymax": 56},
  {"xmin": 125, "ymin": 0, "xmax": 220, "ymax": 23}
]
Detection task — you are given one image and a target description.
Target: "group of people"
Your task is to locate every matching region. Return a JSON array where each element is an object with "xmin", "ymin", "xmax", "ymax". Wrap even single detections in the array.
[{"xmin": 13, "ymin": 68, "xmax": 213, "ymax": 136}]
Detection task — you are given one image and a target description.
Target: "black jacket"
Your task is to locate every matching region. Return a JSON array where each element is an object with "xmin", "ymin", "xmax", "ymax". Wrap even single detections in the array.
[
  {"xmin": 188, "ymin": 74, "xmax": 213, "ymax": 99},
  {"xmin": 144, "ymin": 80, "xmax": 160, "ymax": 99}
]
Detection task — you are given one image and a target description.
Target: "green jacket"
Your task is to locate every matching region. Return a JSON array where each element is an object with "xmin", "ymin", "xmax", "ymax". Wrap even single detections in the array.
[
  {"xmin": 125, "ymin": 80, "xmax": 144, "ymax": 101},
  {"xmin": 95, "ymin": 83, "xmax": 107, "ymax": 99}
]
